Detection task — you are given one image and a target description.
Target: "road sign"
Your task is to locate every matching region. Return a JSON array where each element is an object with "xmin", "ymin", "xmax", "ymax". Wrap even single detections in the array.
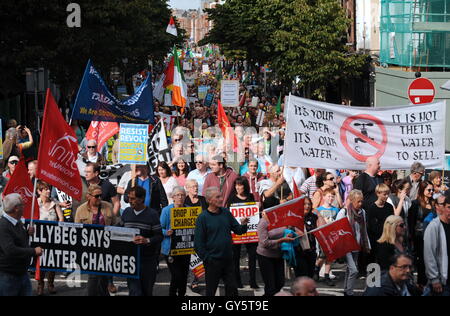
[{"xmin": 408, "ymin": 77, "xmax": 435, "ymax": 104}]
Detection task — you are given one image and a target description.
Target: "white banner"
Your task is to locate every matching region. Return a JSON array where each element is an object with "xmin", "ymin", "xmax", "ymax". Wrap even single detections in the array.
[
  {"xmin": 284, "ymin": 96, "xmax": 446, "ymax": 170},
  {"xmin": 220, "ymin": 80, "xmax": 240, "ymax": 107}
]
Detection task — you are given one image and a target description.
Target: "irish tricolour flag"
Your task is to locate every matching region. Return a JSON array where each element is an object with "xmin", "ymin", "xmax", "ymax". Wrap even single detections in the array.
[{"xmin": 171, "ymin": 47, "xmax": 187, "ymax": 108}]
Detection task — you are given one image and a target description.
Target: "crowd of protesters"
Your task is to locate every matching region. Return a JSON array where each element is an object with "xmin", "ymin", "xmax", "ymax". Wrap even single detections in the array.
[{"xmin": 0, "ymin": 52, "xmax": 449, "ymax": 297}]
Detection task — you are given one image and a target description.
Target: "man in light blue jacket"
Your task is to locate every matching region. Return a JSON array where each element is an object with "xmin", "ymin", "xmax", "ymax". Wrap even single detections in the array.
[{"xmin": 424, "ymin": 194, "xmax": 450, "ymax": 296}]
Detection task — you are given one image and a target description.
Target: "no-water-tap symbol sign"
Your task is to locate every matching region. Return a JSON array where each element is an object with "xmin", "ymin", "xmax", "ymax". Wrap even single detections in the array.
[{"xmin": 340, "ymin": 114, "xmax": 388, "ymax": 162}]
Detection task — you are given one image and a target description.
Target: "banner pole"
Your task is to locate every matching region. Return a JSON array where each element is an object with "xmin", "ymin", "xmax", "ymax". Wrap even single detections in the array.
[{"xmin": 30, "ymin": 177, "xmax": 38, "ymax": 228}]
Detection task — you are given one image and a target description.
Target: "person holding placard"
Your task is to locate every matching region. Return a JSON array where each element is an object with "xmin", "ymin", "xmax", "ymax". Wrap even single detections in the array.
[
  {"xmin": 227, "ymin": 177, "xmax": 259, "ymax": 289},
  {"xmin": 160, "ymin": 187, "xmax": 191, "ymax": 296},
  {"xmin": 75, "ymin": 184, "xmax": 114, "ymax": 296}
]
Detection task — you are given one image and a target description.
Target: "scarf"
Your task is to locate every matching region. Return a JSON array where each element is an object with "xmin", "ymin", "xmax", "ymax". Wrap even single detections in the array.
[{"xmin": 346, "ymin": 201, "xmax": 370, "ymax": 253}]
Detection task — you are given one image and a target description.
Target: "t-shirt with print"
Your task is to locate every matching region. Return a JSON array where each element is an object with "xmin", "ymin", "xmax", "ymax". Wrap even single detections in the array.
[{"xmin": 317, "ymin": 206, "xmax": 339, "ymax": 222}]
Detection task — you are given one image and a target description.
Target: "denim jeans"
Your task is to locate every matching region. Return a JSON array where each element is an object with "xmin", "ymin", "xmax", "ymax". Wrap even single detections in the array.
[
  {"xmin": 344, "ymin": 252, "xmax": 360, "ymax": 296},
  {"xmin": 0, "ymin": 271, "xmax": 32, "ymax": 296}
]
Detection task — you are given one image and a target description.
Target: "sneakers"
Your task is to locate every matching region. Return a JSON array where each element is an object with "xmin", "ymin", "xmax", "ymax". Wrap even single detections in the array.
[{"xmin": 325, "ymin": 275, "xmax": 335, "ymax": 287}]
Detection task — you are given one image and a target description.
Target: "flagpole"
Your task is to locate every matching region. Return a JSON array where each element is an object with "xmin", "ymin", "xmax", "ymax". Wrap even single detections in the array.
[{"xmin": 29, "ymin": 177, "xmax": 38, "ymax": 228}]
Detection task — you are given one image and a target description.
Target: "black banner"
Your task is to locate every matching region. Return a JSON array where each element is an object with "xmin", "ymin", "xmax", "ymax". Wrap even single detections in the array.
[{"xmin": 27, "ymin": 221, "xmax": 140, "ymax": 278}]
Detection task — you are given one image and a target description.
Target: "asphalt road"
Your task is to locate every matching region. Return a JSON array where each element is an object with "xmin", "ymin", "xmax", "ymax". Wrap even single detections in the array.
[{"xmin": 30, "ymin": 254, "xmax": 367, "ymax": 297}]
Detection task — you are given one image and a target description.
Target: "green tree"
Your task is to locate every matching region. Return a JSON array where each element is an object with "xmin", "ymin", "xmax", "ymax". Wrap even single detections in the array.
[
  {"xmin": 202, "ymin": 0, "xmax": 366, "ymax": 100},
  {"xmin": 0, "ymin": 0, "xmax": 186, "ymax": 101}
]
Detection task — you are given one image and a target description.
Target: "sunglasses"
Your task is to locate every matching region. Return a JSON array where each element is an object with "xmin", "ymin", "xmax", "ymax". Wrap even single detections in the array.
[
  {"xmin": 90, "ymin": 194, "xmax": 102, "ymax": 199},
  {"xmin": 426, "ymin": 189, "xmax": 434, "ymax": 192},
  {"xmin": 9, "ymin": 161, "xmax": 19, "ymax": 165},
  {"xmin": 326, "ymin": 177, "xmax": 335, "ymax": 181},
  {"xmin": 87, "ymin": 146, "xmax": 96, "ymax": 149},
  {"xmin": 195, "ymin": 161, "xmax": 204, "ymax": 164}
]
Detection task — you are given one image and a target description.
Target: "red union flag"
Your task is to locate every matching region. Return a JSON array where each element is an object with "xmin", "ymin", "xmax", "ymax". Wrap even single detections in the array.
[
  {"xmin": 311, "ymin": 217, "xmax": 360, "ymax": 262},
  {"xmin": 36, "ymin": 89, "xmax": 82, "ymax": 201},
  {"xmin": 3, "ymin": 159, "xmax": 39, "ymax": 219},
  {"xmin": 265, "ymin": 197, "xmax": 304, "ymax": 231},
  {"xmin": 85, "ymin": 121, "xmax": 119, "ymax": 150}
]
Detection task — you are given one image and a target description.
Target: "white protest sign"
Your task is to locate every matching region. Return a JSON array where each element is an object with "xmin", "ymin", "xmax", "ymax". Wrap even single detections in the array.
[
  {"xmin": 284, "ymin": 95, "xmax": 446, "ymax": 170},
  {"xmin": 220, "ymin": 80, "xmax": 240, "ymax": 107},
  {"xmin": 202, "ymin": 64, "xmax": 210, "ymax": 74}
]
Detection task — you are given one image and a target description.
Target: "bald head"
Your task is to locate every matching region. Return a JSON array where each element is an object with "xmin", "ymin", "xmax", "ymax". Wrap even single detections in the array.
[
  {"xmin": 291, "ymin": 277, "xmax": 318, "ymax": 296},
  {"xmin": 366, "ymin": 156, "xmax": 380, "ymax": 176}
]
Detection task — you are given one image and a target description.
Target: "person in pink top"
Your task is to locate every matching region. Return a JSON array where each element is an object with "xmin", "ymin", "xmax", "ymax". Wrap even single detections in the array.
[
  {"xmin": 173, "ymin": 158, "xmax": 189, "ymax": 187},
  {"xmin": 202, "ymin": 155, "xmax": 238, "ymax": 207}
]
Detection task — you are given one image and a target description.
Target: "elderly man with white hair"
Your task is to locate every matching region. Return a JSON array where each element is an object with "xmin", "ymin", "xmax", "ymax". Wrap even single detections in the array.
[
  {"xmin": 81, "ymin": 139, "xmax": 106, "ymax": 165},
  {"xmin": 0, "ymin": 193, "xmax": 43, "ymax": 296}
]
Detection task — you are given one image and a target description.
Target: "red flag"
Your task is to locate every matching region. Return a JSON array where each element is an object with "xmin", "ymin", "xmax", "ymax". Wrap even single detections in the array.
[
  {"xmin": 163, "ymin": 56, "xmax": 175, "ymax": 89},
  {"xmin": 85, "ymin": 121, "xmax": 119, "ymax": 150},
  {"xmin": 311, "ymin": 217, "xmax": 361, "ymax": 262},
  {"xmin": 293, "ymin": 181, "xmax": 301, "ymax": 198},
  {"xmin": 217, "ymin": 100, "xmax": 238, "ymax": 151},
  {"xmin": 265, "ymin": 197, "xmax": 304, "ymax": 231},
  {"xmin": 3, "ymin": 159, "xmax": 39, "ymax": 220},
  {"xmin": 35, "ymin": 257, "xmax": 41, "ymax": 281},
  {"xmin": 36, "ymin": 89, "xmax": 82, "ymax": 201}
]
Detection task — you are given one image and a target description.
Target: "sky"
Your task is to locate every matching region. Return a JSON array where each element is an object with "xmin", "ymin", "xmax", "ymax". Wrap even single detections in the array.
[{"xmin": 169, "ymin": 0, "xmax": 201, "ymax": 10}]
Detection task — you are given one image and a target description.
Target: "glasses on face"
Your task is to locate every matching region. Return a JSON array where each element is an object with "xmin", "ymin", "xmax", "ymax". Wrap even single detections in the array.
[
  {"xmin": 394, "ymin": 264, "xmax": 413, "ymax": 271},
  {"xmin": 87, "ymin": 146, "xmax": 96, "ymax": 149},
  {"xmin": 426, "ymin": 188, "xmax": 434, "ymax": 192},
  {"xmin": 173, "ymin": 138, "xmax": 181, "ymax": 142},
  {"xmin": 90, "ymin": 194, "xmax": 102, "ymax": 199},
  {"xmin": 326, "ymin": 177, "xmax": 334, "ymax": 181},
  {"xmin": 9, "ymin": 161, "xmax": 19, "ymax": 165},
  {"xmin": 196, "ymin": 161, "xmax": 204, "ymax": 164}
]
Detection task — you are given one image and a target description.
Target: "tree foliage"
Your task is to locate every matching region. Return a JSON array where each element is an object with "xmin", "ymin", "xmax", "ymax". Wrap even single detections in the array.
[
  {"xmin": 0, "ymin": 0, "xmax": 186, "ymax": 97},
  {"xmin": 202, "ymin": 0, "xmax": 367, "ymax": 99}
]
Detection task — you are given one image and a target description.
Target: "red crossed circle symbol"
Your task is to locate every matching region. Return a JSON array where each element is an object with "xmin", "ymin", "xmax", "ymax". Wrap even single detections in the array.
[{"xmin": 340, "ymin": 114, "xmax": 388, "ymax": 162}]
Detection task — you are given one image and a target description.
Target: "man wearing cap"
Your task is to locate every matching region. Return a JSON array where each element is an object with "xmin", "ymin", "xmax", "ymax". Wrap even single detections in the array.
[
  {"xmin": 2, "ymin": 156, "xmax": 19, "ymax": 180},
  {"xmin": 408, "ymin": 162, "xmax": 425, "ymax": 200}
]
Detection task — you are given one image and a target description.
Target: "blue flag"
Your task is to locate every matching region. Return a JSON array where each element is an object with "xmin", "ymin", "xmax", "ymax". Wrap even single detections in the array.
[{"xmin": 72, "ymin": 60, "xmax": 155, "ymax": 124}]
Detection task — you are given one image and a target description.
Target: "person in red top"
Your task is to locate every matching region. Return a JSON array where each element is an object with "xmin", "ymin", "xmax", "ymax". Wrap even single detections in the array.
[
  {"xmin": 243, "ymin": 159, "xmax": 265, "ymax": 203},
  {"xmin": 202, "ymin": 155, "xmax": 238, "ymax": 207}
]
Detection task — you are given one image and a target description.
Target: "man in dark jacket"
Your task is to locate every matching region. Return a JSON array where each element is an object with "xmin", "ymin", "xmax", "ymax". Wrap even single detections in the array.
[
  {"xmin": 354, "ymin": 156, "xmax": 383, "ymax": 210},
  {"xmin": 0, "ymin": 193, "xmax": 42, "ymax": 296},
  {"xmin": 364, "ymin": 253, "xmax": 421, "ymax": 296},
  {"xmin": 194, "ymin": 187, "xmax": 249, "ymax": 296},
  {"xmin": 124, "ymin": 164, "xmax": 168, "ymax": 215}
]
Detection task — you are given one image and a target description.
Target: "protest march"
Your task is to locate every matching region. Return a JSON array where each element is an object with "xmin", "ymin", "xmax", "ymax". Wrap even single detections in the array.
[{"xmin": 1, "ymin": 10, "xmax": 450, "ymax": 300}]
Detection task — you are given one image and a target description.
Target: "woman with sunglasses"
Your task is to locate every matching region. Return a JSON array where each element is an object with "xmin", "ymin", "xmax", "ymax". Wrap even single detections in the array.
[
  {"xmin": 312, "ymin": 172, "xmax": 343, "ymax": 210},
  {"xmin": 75, "ymin": 184, "xmax": 114, "ymax": 296},
  {"xmin": 376, "ymin": 215, "xmax": 408, "ymax": 271},
  {"xmin": 408, "ymin": 180, "xmax": 436, "ymax": 287}
]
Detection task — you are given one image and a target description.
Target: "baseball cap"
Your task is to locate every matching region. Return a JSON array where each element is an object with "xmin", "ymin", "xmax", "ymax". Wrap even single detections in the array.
[{"xmin": 8, "ymin": 156, "xmax": 19, "ymax": 163}]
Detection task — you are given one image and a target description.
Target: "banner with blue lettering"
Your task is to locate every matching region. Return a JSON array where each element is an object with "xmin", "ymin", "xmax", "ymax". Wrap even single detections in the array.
[{"xmin": 72, "ymin": 60, "xmax": 155, "ymax": 124}]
